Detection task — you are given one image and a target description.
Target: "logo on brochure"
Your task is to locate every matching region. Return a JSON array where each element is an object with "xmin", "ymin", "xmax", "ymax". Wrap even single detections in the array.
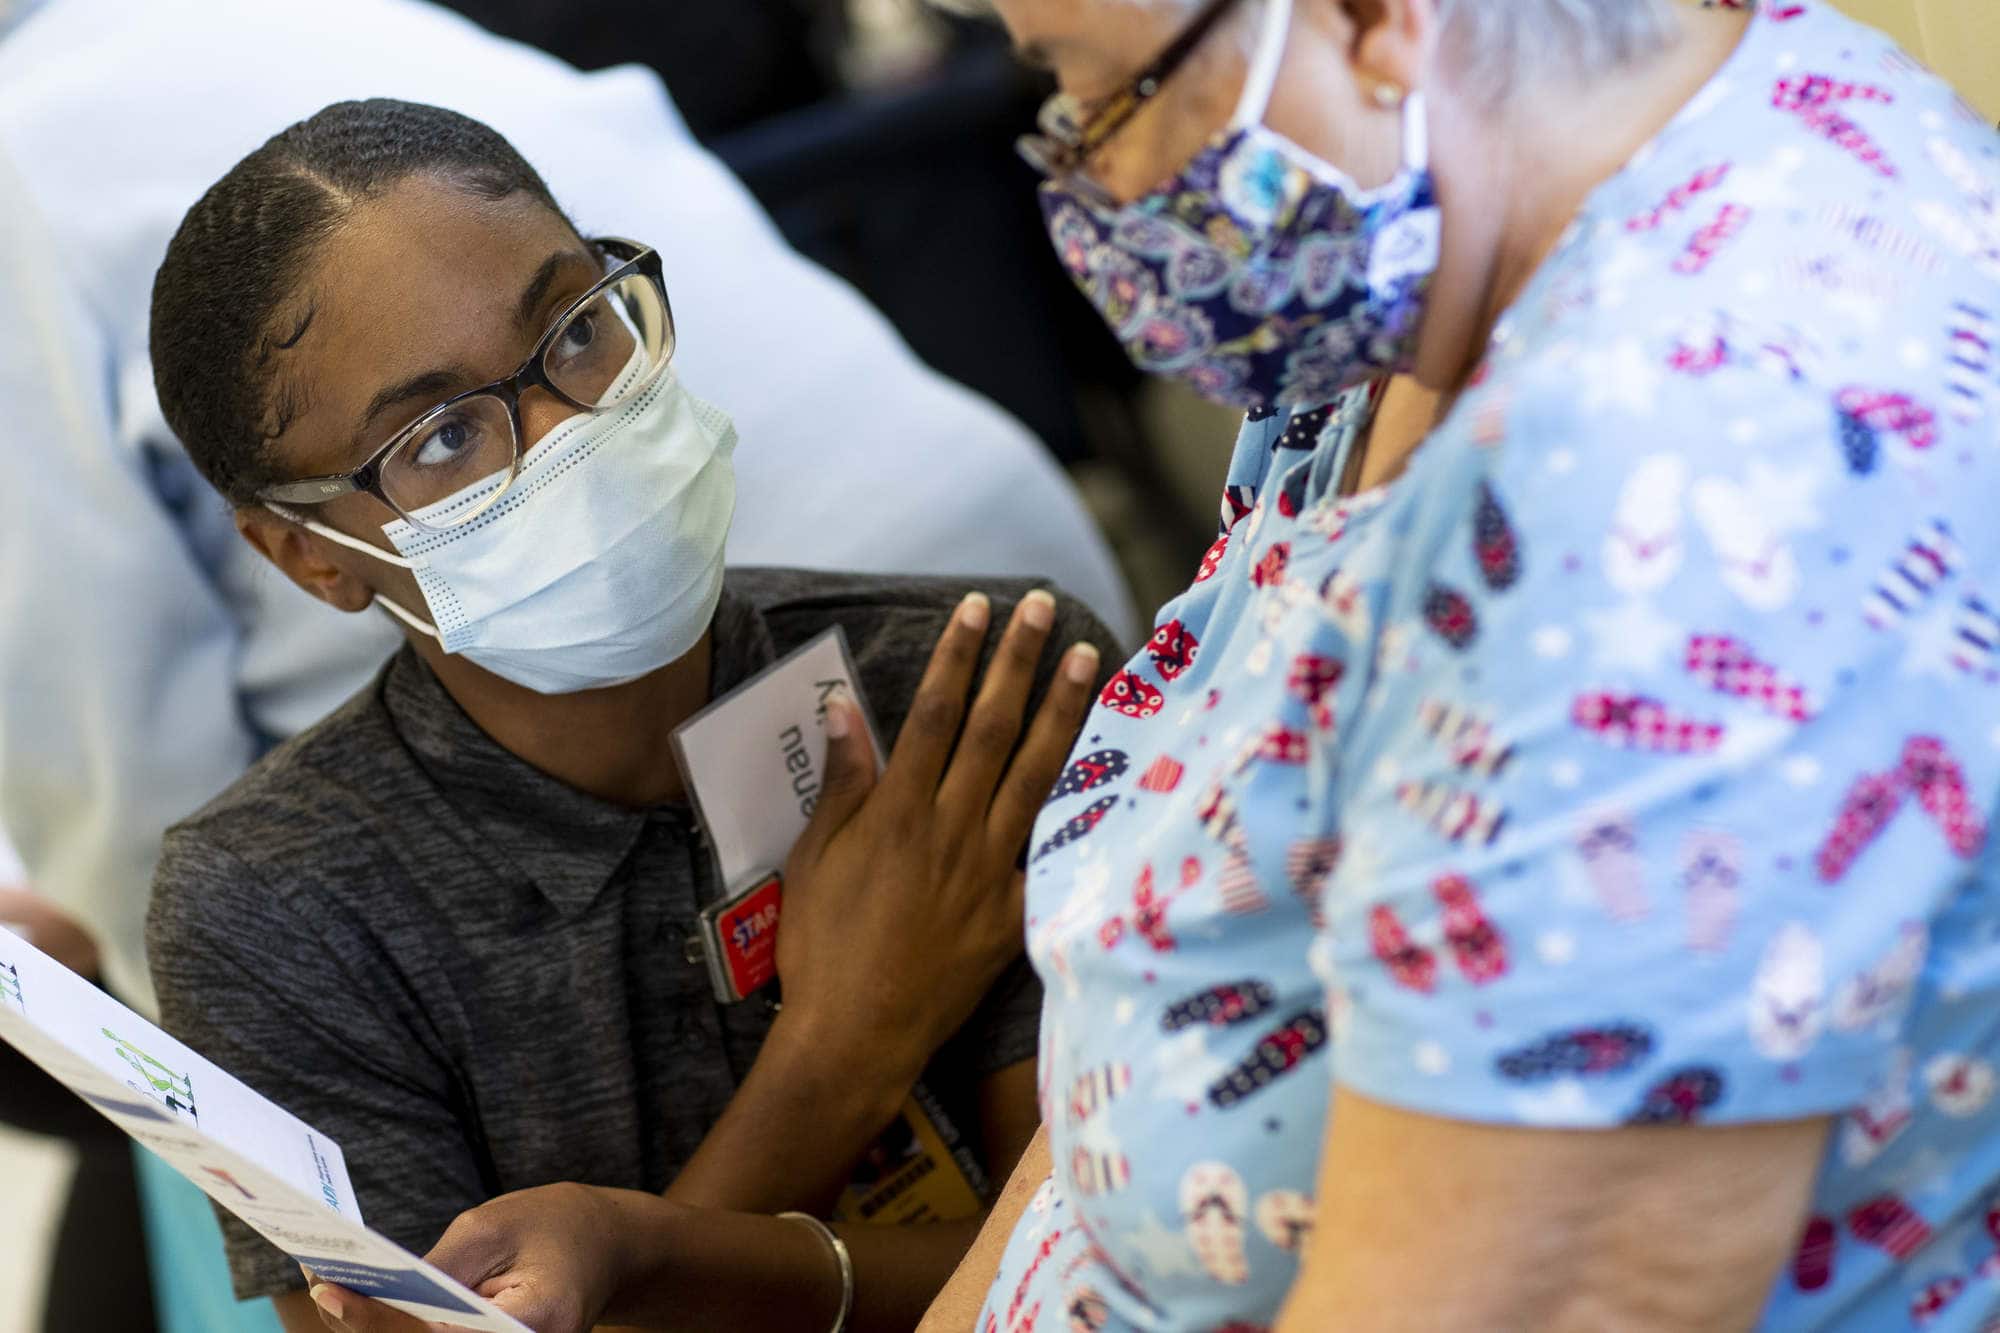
[
  {"xmin": 101, "ymin": 1027, "xmax": 199, "ymax": 1127},
  {"xmin": 0, "ymin": 961, "xmax": 22, "ymax": 1014}
]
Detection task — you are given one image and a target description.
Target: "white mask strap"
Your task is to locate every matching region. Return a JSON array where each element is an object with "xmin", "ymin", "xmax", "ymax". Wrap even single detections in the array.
[
  {"xmin": 371, "ymin": 591, "xmax": 441, "ymax": 640},
  {"xmin": 1401, "ymin": 89, "xmax": 1429, "ymax": 172},
  {"xmin": 1229, "ymin": 0, "xmax": 1294, "ymax": 130},
  {"xmin": 265, "ymin": 503, "xmax": 418, "ymax": 570},
  {"xmin": 263, "ymin": 503, "xmax": 439, "ymax": 638}
]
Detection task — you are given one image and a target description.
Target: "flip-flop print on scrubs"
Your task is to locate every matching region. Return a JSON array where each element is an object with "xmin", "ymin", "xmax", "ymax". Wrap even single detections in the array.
[
  {"xmin": 1138, "ymin": 754, "xmax": 1185, "ymax": 793},
  {"xmin": 1815, "ymin": 769, "xmax": 1906, "ymax": 883},
  {"xmin": 1495, "ymin": 1023, "xmax": 1657, "ymax": 1082},
  {"xmin": 1034, "ymin": 796, "xmax": 1118, "ymax": 863},
  {"xmin": 1396, "ymin": 779, "xmax": 1507, "ymax": 847},
  {"xmin": 1750, "ymin": 923, "xmax": 1827, "ymax": 1062},
  {"xmin": 1923, "ymin": 1053, "xmax": 1996, "ymax": 1117},
  {"xmin": 1251, "ymin": 543, "xmax": 1291, "ymax": 589},
  {"xmin": 1433, "ymin": 874, "xmax": 1508, "ymax": 984},
  {"xmin": 1835, "ymin": 387, "xmax": 1938, "ymax": 472},
  {"xmin": 1900, "ymin": 737, "xmax": 1985, "ymax": 856},
  {"xmin": 1162, "ymin": 980, "xmax": 1277, "ymax": 1032},
  {"xmin": 1066, "ymin": 1287, "xmax": 1109, "ymax": 1333},
  {"xmin": 1909, "ymin": 1277, "xmax": 1966, "ymax": 1325},
  {"xmin": 1830, "ymin": 923, "xmax": 1926, "ymax": 1032},
  {"xmin": 1417, "ymin": 696, "xmax": 1511, "ymax": 776},
  {"xmin": 1422, "ymin": 582, "xmax": 1479, "ymax": 650},
  {"xmin": 1370, "ymin": 904, "xmax": 1438, "ymax": 994},
  {"xmin": 1472, "ymin": 481, "xmax": 1522, "ymax": 591},
  {"xmin": 1149, "ymin": 620, "xmax": 1199, "ymax": 681},
  {"xmin": 1274, "ymin": 404, "xmax": 1334, "ymax": 452},
  {"xmin": 1847, "ymin": 1195, "xmax": 1931, "ymax": 1262},
  {"xmin": 1208, "ymin": 1009, "xmax": 1328, "ymax": 1110},
  {"xmin": 1254, "ymin": 1191, "xmax": 1315, "ymax": 1253},
  {"xmin": 1100, "ymin": 671, "xmax": 1164, "ymax": 720},
  {"xmin": 1862, "ymin": 521, "xmax": 1958, "ymax": 629},
  {"xmin": 1180, "ymin": 1164, "xmax": 1251, "ymax": 1286},
  {"xmin": 1066, "ymin": 1063, "xmax": 1133, "ymax": 1197},
  {"xmin": 1680, "ymin": 831, "xmax": 1742, "ymax": 953},
  {"xmin": 1285, "ymin": 837, "xmax": 1342, "ymax": 916},
  {"xmin": 1053, "ymin": 750, "xmax": 1130, "ymax": 800},
  {"xmin": 1684, "ymin": 635, "xmax": 1814, "ymax": 720},
  {"xmin": 986, "ymin": 10, "xmax": 2000, "ymax": 1326},
  {"xmin": 1577, "ymin": 814, "xmax": 1649, "ymax": 923},
  {"xmin": 1950, "ymin": 594, "xmax": 2000, "ymax": 673},
  {"xmin": 1792, "ymin": 1216, "xmax": 1838, "ymax": 1292},
  {"xmin": 1571, "ymin": 692, "xmax": 1725, "ymax": 754},
  {"xmin": 1627, "ymin": 1065, "xmax": 1726, "ymax": 1124},
  {"xmin": 1287, "ymin": 655, "xmax": 1344, "ymax": 732},
  {"xmin": 1195, "ymin": 532, "xmax": 1231, "ymax": 584}
]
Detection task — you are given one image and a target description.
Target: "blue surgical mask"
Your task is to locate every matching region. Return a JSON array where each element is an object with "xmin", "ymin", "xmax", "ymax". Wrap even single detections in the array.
[
  {"xmin": 282, "ymin": 356, "xmax": 738, "ymax": 695},
  {"xmin": 1039, "ymin": 0, "xmax": 1442, "ymax": 410}
]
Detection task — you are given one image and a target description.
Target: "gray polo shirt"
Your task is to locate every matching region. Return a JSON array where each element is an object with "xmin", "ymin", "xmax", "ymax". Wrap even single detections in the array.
[{"xmin": 147, "ymin": 567, "xmax": 1117, "ymax": 1300}]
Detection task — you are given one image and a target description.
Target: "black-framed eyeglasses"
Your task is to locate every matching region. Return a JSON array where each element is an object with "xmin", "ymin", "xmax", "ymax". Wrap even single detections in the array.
[
  {"xmin": 1016, "ymin": 0, "xmax": 1246, "ymax": 194},
  {"xmin": 260, "ymin": 237, "xmax": 676, "ymax": 533}
]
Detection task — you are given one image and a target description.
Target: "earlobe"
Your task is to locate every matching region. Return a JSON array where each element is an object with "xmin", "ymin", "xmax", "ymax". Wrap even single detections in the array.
[
  {"xmin": 1347, "ymin": 0, "xmax": 1432, "ymax": 90},
  {"xmin": 234, "ymin": 508, "xmax": 375, "ymax": 614}
]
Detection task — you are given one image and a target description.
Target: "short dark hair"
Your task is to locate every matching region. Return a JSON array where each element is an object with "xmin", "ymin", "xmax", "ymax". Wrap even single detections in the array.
[{"xmin": 149, "ymin": 99, "xmax": 566, "ymax": 506}]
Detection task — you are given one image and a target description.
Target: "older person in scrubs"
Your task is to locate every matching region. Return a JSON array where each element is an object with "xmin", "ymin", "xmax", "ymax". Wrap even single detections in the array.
[{"xmin": 309, "ymin": 1, "xmax": 2000, "ymax": 1331}]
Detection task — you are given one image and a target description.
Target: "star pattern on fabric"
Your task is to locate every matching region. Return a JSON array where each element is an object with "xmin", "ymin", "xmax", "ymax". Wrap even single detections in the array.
[
  {"xmin": 1582, "ymin": 598, "xmax": 1685, "ymax": 674},
  {"xmin": 1123, "ymin": 1210, "xmax": 1200, "ymax": 1280}
]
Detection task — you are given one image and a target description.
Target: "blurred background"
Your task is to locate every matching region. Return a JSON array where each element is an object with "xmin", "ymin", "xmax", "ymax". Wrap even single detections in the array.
[{"xmin": 1, "ymin": 0, "xmax": 1995, "ymax": 1329}]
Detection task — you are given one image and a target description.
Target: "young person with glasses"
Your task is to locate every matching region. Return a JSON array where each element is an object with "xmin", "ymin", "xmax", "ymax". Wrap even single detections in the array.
[{"xmin": 142, "ymin": 98, "xmax": 1120, "ymax": 1333}]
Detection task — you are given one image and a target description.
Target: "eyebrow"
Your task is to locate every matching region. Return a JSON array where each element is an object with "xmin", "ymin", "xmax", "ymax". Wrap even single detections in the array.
[{"xmin": 351, "ymin": 247, "xmax": 598, "ymax": 446}]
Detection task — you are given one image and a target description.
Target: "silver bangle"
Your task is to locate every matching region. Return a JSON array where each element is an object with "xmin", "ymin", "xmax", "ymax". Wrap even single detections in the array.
[{"xmin": 778, "ymin": 1211, "xmax": 854, "ymax": 1333}]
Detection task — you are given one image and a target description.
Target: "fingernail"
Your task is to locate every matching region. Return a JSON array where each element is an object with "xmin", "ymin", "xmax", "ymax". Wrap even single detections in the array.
[
  {"xmin": 823, "ymin": 691, "xmax": 852, "ymax": 740},
  {"xmin": 958, "ymin": 592, "xmax": 991, "ymax": 631},
  {"xmin": 1021, "ymin": 589, "xmax": 1056, "ymax": 632},
  {"xmin": 309, "ymin": 1284, "xmax": 344, "ymax": 1322},
  {"xmin": 1064, "ymin": 643, "xmax": 1100, "ymax": 685}
]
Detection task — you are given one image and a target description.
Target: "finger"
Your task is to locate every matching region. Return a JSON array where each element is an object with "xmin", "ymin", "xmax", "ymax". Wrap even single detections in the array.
[
  {"xmin": 986, "ymin": 641, "xmax": 1101, "ymax": 855},
  {"xmin": 933, "ymin": 589, "xmax": 1059, "ymax": 824},
  {"xmin": 785, "ymin": 689, "xmax": 881, "ymax": 871},
  {"xmin": 306, "ymin": 1284, "xmax": 437, "ymax": 1332},
  {"xmin": 880, "ymin": 591, "xmax": 992, "ymax": 799}
]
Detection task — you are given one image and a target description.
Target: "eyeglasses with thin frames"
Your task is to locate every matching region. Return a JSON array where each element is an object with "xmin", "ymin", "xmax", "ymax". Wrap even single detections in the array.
[
  {"xmin": 260, "ymin": 236, "xmax": 675, "ymax": 532},
  {"xmin": 1015, "ymin": 0, "xmax": 1248, "ymax": 200}
]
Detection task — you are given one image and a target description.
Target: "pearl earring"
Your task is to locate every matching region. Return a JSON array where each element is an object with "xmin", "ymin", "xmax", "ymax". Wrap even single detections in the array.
[{"xmin": 1371, "ymin": 82, "xmax": 1405, "ymax": 109}]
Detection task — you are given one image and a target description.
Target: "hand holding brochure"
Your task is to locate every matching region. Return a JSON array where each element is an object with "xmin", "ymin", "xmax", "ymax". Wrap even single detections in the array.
[{"xmin": 0, "ymin": 926, "xmax": 529, "ymax": 1331}]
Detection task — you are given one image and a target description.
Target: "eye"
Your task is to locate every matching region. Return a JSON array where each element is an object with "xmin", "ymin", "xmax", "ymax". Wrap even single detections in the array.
[
  {"xmin": 549, "ymin": 305, "xmax": 600, "ymax": 369},
  {"xmin": 409, "ymin": 412, "xmax": 488, "ymax": 468}
]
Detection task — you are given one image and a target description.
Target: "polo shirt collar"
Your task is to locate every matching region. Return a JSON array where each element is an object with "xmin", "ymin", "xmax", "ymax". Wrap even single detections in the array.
[{"xmin": 381, "ymin": 576, "xmax": 779, "ymax": 916}]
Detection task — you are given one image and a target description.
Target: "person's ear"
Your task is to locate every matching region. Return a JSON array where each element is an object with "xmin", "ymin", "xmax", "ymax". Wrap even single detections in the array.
[
  {"xmin": 234, "ymin": 507, "xmax": 377, "ymax": 614},
  {"xmin": 1338, "ymin": 0, "xmax": 1433, "ymax": 97}
]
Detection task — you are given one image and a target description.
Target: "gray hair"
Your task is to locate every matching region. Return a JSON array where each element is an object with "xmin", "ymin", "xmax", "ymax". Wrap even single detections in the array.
[{"xmin": 931, "ymin": 0, "xmax": 1682, "ymax": 103}]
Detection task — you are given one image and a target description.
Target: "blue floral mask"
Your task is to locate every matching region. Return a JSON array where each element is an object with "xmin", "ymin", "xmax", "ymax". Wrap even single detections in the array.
[{"xmin": 1038, "ymin": 0, "xmax": 1442, "ymax": 411}]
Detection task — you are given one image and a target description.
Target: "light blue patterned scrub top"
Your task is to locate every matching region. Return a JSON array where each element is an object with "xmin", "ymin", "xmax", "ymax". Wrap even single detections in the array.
[{"xmin": 980, "ymin": 5, "xmax": 2000, "ymax": 1330}]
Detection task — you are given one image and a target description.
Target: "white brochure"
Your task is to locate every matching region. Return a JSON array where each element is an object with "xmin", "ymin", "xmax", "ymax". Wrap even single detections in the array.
[
  {"xmin": 0, "ymin": 927, "xmax": 528, "ymax": 1331},
  {"xmin": 672, "ymin": 626, "xmax": 885, "ymax": 890}
]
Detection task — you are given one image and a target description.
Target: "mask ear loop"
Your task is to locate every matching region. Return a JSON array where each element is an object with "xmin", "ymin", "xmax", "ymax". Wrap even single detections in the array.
[
  {"xmin": 1228, "ymin": 0, "xmax": 1294, "ymax": 131},
  {"xmin": 263, "ymin": 503, "xmax": 442, "ymax": 640}
]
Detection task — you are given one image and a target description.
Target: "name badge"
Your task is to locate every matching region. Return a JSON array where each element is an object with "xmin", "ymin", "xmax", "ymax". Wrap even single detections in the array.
[
  {"xmin": 672, "ymin": 628, "xmax": 885, "ymax": 1003},
  {"xmin": 694, "ymin": 872, "xmax": 783, "ymax": 1003}
]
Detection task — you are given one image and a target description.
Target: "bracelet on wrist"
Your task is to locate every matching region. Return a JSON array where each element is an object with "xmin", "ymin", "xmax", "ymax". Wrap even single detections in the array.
[{"xmin": 778, "ymin": 1211, "xmax": 854, "ymax": 1333}]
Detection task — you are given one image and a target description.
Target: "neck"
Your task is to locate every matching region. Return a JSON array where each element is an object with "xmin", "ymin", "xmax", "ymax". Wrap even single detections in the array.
[
  {"xmin": 1410, "ymin": 4, "xmax": 1752, "ymax": 393},
  {"xmin": 414, "ymin": 629, "xmax": 715, "ymax": 809}
]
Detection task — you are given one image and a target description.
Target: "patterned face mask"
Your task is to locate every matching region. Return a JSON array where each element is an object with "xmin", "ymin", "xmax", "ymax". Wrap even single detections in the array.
[{"xmin": 1037, "ymin": 0, "xmax": 1443, "ymax": 411}]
